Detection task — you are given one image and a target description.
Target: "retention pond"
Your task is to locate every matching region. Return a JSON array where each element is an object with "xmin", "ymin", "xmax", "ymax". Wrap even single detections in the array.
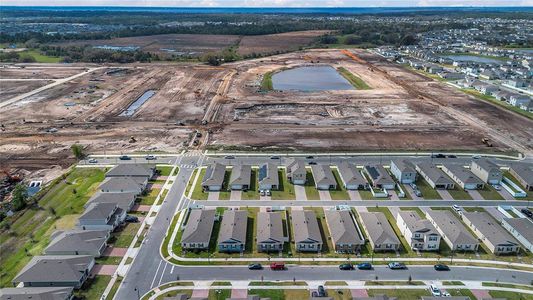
[
  {"xmin": 120, "ymin": 90, "xmax": 155, "ymax": 116},
  {"xmin": 272, "ymin": 66, "xmax": 354, "ymax": 92}
]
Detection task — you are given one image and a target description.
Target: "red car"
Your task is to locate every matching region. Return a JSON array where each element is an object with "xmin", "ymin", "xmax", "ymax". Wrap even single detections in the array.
[{"xmin": 270, "ymin": 262, "xmax": 285, "ymax": 270}]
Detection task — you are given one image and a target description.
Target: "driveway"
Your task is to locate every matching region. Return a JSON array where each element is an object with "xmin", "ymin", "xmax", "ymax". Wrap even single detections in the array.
[
  {"xmin": 231, "ymin": 289, "xmax": 247, "ymax": 298},
  {"xmin": 389, "ymin": 190, "xmax": 400, "ymax": 200},
  {"xmin": 437, "ymin": 190, "xmax": 454, "ymax": 200},
  {"xmin": 468, "ymin": 190, "xmax": 484, "ymax": 200},
  {"xmin": 91, "ymin": 264, "xmax": 118, "ymax": 276},
  {"xmin": 351, "ymin": 289, "xmax": 369, "ymax": 298},
  {"xmin": 319, "ymin": 190, "xmax": 332, "ymax": 201},
  {"xmin": 103, "ymin": 247, "xmax": 128, "ymax": 257},
  {"xmin": 497, "ymin": 189, "xmax": 515, "ymax": 200},
  {"xmin": 132, "ymin": 204, "xmax": 151, "ymax": 212},
  {"xmin": 207, "ymin": 192, "xmax": 219, "ymax": 200},
  {"xmin": 388, "ymin": 206, "xmax": 400, "ymax": 219},
  {"xmin": 348, "ymin": 190, "xmax": 361, "ymax": 200},
  {"xmin": 191, "ymin": 289, "xmax": 209, "ymax": 298},
  {"xmin": 294, "ymin": 185, "xmax": 307, "ymax": 200},
  {"xmin": 484, "ymin": 207, "xmax": 507, "ymax": 221},
  {"xmin": 404, "ymin": 185, "xmax": 423, "ymax": 200},
  {"xmin": 230, "ymin": 190, "xmax": 242, "ymax": 201}
]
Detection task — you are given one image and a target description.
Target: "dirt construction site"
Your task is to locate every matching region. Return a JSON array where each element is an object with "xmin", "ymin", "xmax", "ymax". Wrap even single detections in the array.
[{"xmin": 1, "ymin": 48, "xmax": 533, "ymax": 171}]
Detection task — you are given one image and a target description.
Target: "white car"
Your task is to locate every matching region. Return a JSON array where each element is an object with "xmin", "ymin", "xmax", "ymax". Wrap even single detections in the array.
[
  {"xmin": 492, "ymin": 184, "xmax": 501, "ymax": 191},
  {"xmin": 452, "ymin": 205, "xmax": 462, "ymax": 213},
  {"xmin": 429, "ymin": 284, "xmax": 441, "ymax": 297}
]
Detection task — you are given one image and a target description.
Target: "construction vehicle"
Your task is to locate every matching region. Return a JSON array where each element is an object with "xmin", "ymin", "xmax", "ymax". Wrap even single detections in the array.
[
  {"xmin": 129, "ymin": 136, "xmax": 137, "ymax": 143},
  {"xmin": 481, "ymin": 137, "xmax": 493, "ymax": 147},
  {"xmin": 2, "ymin": 169, "xmax": 22, "ymax": 184}
]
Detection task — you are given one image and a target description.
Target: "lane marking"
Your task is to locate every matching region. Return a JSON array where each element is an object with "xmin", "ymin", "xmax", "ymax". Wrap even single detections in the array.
[
  {"xmin": 150, "ymin": 260, "xmax": 163, "ymax": 288},
  {"xmin": 158, "ymin": 262, "xmax": 168, "ymax": 286}
]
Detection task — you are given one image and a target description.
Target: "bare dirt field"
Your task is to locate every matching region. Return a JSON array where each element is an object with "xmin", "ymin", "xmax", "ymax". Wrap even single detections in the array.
[
  {"xmin": 2, "ymin": 48, "xmax": 533, "ymax": 171},
  {"xmin": 0, "ymin": 80, "xmax": 53, "ymax": 102},
  {"xmin": 236, "ymin": 30, "xmax": 329, "ymax": 56}
]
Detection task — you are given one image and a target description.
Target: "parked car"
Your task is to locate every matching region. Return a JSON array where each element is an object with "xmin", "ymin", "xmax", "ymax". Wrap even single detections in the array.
[
  {"xmin": 431, "ymin": 154, "xmax": 446, "ymax": 158},
  {"xmin": 125, "ymin": 215, "xmax": 139, "ymax": 223},
  {"xmin": 145, "ymin": 155, "xmax": 156, "ymax": 160},
  {"xmin": 308, "ymin": 161, "xmax": 317, "ymax": 165},
  {"xmin": 260, "ymin": 190, "xmax": 265, "ymax": 196},
  {"xmin": 270, "ymin": 262, "xmax": 285, "ymax": 270},
  {"xmin": 248, "ymin": 263, "xmax": 262, "ymax": 270},
  {"xmin": 339, "ymin": 263, "xmax": 354, "ymax": 270},
  {"xmin": 317, "ymin": 285, "xmax": 326, "ymax": 297},
  {"xmin": 388, "ymin": 262, "xmax": 407, "ymax": 270},
  {"xmin": 270, "ymin": 156, "xmax": 280, "ymax": 160},
  {"xmin": 434, "ymin": 264, "xmax": 450, "ymax": 271},
  {"xmin": 119, "ymin": 155, "xmax": 131, "ymax": 160},
  {"xmin": 491, "ymin": 184, "xmax": 501, "ymax": 191},
  {"xmin": 452, "ymin": 205, "xmax": 462, "ymax": 213},
  {"xmin": 266, "ymin": 190, "xmax": 271, "ymax": 196},
  {"xmin": 306, "ymin": 156, "xmax": 315, "ymax": 159},
  {"xmin": 521, "ymin": 209, "xmax": 533, "ymax": 218},
  {"xmin": 357, "ymin": 262, "xmax": 373, "ymax": 270},
  {"xmin": 447, "ymin": 155, "xmax": 457, "ymax": 158},
  {"xmin": 88, "ymin": 158, "xmax": 98, "ymax": 164},
  {"xmin": 224, "ymin": 155, "xmax": 235, "ymax": 159},
  {"xmin": 430, "ymin": 284, "xmax": 441, "ymax": 296},
  {"xmin": 472, "ymin": 155, "xmax": 481, "ymax": 159}
]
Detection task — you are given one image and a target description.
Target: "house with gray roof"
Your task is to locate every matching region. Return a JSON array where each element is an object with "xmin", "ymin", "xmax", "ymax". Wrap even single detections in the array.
[
  {"xmin": 470, "ymin": 159, "xmax": 502, "ymax": 184},
  {"xmin": 441, "ymin": 164, "xmax": 485, "ymax": 190},
  {"xmin": 397, "ymin": 211, "xmax": 440, "ymax": 251},
  {"xmin": 501, "ymin": 218, "xmax": 533, "ymax": 252},
  {"xmin": 181, "ymin": 209, "xmax": 216, "ymax": 250},
  {"xmin": 311, "ymin": 165, "xmax": 337, "ymax": 190},
  {"xmin": 258, "ymin": 163, "xmax": 279, "ymax": 191},
  {"xmin": 292, "ymin": 210, "xmax": 322, "ymax": 252},
  {"xmin": 229, "ymin": 164, "xmax": 252, "ymax": 190},
  {"xmin": 415, "ymin": 163, "xmax": 455, "ymax": 190},
  {"xmin": 0, "ymin": 287, "xmax": 74, "ymax": 300},
  {"xmin": 462, "ymin": 212, "xmax": 520, "ymax": 254},
  {"xmin": 12, "ymin": 255, "xmax": 94, "ymax": 288},
  {"xmin": 390, "ymin": 160, "xmax": 417, "ymax": 184},
  {"xmin": 256, "ymin": 212, "xmax": 285, "ymax": 252},
  {"xmin": 509, "ymin": 164, "xmax": 533, "ymax": 191},
  {"xmin": 425, "ymin": 210, "xmax": 479, "ymax": 251},
  {"xmin": 86, "ymin": 192, "xmax": 136, "ymax": 212},
  {"xmin": 337, "ymin": 162, "xmax": 368, "ymax": 190},
  {"xmin": 44, "ymin": 229, "xmax": 109, "ymax": 257},
  {"xmin": 218, "ymin": 210, "xmax": 247, "ymax": 253},
  {"xmin": 202, "ymin": 163, "xmax": 226, "ymax": 192},
  {"xmin": 105, "ymin": 164, "xmax": 155, "ymax": 179},
  {"xmin": 325, "ymin": 209, "xmax": 365, "ymax": 253},
  {"xmin": 99, "ymin": 177, "xmax": 146, "ymax": 194},
  {"xmin": 358, "ymin": 212, "xmax": 400, "ymax": 251},
  {"xmin": 78, "ymin": 202, "xmax": 125, "ymax": 231},
  {"xmin": 363, "ymin": 165, "xmax": 395, "ymax": 190},
  {"xmin": 286, "ymin": 158, "xmax": 307, "ymax": 185}
]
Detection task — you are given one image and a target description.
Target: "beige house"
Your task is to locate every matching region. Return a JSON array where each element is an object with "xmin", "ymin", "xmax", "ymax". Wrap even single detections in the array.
[
  {"xmin": 181, "ymin": 209, "xmax": 216, "ymax": 250},
  {"xmin": 470, "ymin": 159, "xmax": 502, "ymax": 184},
  {"xmin": 325, "ymin": 210, "xmax": 365, "ymax": 253},
  {"xmin": 461, "ymin": 212, "xmax": 520, "ymax": 255},
  {"xmin": 396, "ymin": 211, "xmax": 440, "ymax": 251},
  {"xmin": 358, "ymin": 212, "xmax": 400, "ymax": 251},
  {"xmin": 292, "ymin": 210, "xmax": 323, "ymax": 252},
  {"xmin": 257, "ymin": 212, "xmax": 285, "ymax": 252},
  {"xmin": 425, "ymin": 210, "xmax": 479, "ymax": 252}
]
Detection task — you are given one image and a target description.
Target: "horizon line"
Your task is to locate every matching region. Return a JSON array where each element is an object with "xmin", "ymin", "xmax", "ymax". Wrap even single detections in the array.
[{"xmin": 1, "ymin": 5, "xmax": 532, "ymax": 8}]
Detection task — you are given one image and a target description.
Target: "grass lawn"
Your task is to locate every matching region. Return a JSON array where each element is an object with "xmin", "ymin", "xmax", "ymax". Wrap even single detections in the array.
[
  {"xmin": 242, "ymin": 169, "xmax": 259, "ymax": 200},
  {"xmin": 208, "ymin": 289, "xmax": 231, "ymax": 300},
  {"xmin": 106, "ymin": 276, "xmax": 122, "ymax": 300},
  {"xmin": 138, "ymin": 188, "xmax": 161, "ymax": 205},
  {"xmin": 184, "ymin": 169, "xmax": 198, "ymax": 197},
  {"xmin": 191, "ymin": 168, "xmax": 208, "ymax": 200},
  {"xmin": 330, "ymin": 169, "xmax": 350, "ymax": 200},
  {"xmin": 304, "ymin": 170, "xmax": 320, "ymax": 200},
  {"xmin": 503, "ymin": 172, "xmax": 533, "ymax": 201},
  {"xmin": 112, "ymin": 222, "xmax": 141, "ymax": 248},
  {"xmin": 478, "ymin": 185, "xmax": 504, "ymax": 200},
  {"xmin": 448, "ymin": 187, "xmax": 473, "ymax": 200},
  {"xmin": 260, "ymin": 70, "xmax": 274, "ymax": 91},
  {"xmin": 156, "ymin": 166, "xmax": 173, "ymax": 177},
  {"xmin": 218, "ymin": 170, "xmax": 232, "ymax": 200},
  {"xmin": 0, "ymin": 168, "xmax": 105, "ymax": 287},
  {"xmin": 249, "ymin": 289, "xmax": 309, "ymax": 300},
  {"xmin": 416, "ymin": 178, "xmax": 441, "ymax": 200},
  {"xmin": 155, "ymin": 290, "xmax": 192, "ymax": 300},
  {"xmin": 75, "ymin": 275, "xmax": 111, "ymax": 300},
  {"xmin": 482, "ymin": 282, "xmax": 533, "ymax": 291},
  {"xmin": 367, "ymin": 289, "xmax": 431, "ymax": 299},
  {"xmin": 95, "ymin": 256, "xmax": 122, "ymax": 265},
  {"xmin": 337, "ymin": 67, "xmax": 371, "ymax": 89},
  {"xmin": 20, "ymin": 49, "xmax": 62, "ymax": 63},
  {"xmin": 445, "ymin": 289, "xmax": 477, "ymax": 299},
  {"xmin": 329, "ymin": 289, "xmax": 352, "ymax": 300},
  {"xmin": 442, "ymin": 281, "xmax": 465, "ymax": 286},
  {"xmin": 489, "ymin": 291, "xmax": 533, "ymax": 300},
  {"xmin": 271, "ymin": 169, "xmax": 296, "ymax": 200}
]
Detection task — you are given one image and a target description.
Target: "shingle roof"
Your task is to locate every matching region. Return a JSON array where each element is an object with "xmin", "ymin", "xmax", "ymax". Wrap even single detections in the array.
[
  {"xmin": 425, "ymin": 210, "xmax": 478, "ymax": 245},
  {"xmin": 358, "ymin": 212, "xmax": 400, "ymax": 245},
  {"xmin": 415, "ymin": 163, "xmax": 454, "ymax": 186},
  {"xmin": 292, "ymin": 210, "xmax": 322, "ymax": 244},
  {"xmin": 99, "ymin": 177, "xmax": 144, "ymax": 192},
  {"xmin": 471, "ymin": 159, "xmax": 500, "ymax": 173},
  {"xmin": 229, "ymin": 165, "xmax": 252, "ymax": 186},
  {"xmin": 443, "ymin": 165, "xmax": 484, "ymax": 185},
  {"xmin": 502, "ymin": 218, "xmax": 533, "ymax": 245},
  {"xmin": 391, "ymin": 160, "xmax": 416, "ymax": 173},
  {"xmin": 0, "ymin": 287, "xmax": 73, "ymax": 300},
  {"xmin": 398, "ymin": 211, "xmax": 438, "ymax": 235},
  {"xmin": 45, "ymin": 230, "xmax": 109, "ymax": 255},
  {"xmin": 462, "ymin": 212, "xmax": 519, "ymax": 246},
  {"xmin": 311, "ymin": 165, "xmax": 336, "ymax": 186},
  {"xmin": 256, "ymin": 212, "xmax": 284, "ymax": 243},
  {"xmin": 13, "ymin": 256, "xmax": 94, "ymax": 284},
  {"xmin": 286, "ymin": 158, "xmax": 306, "ymax": 175},
  {"xmin": 79, "ymin": 203, "xmax": 117, "ymax": 221},
  {"xmin": 181, "ymin": 209, "xmax": 216, "ymax": 244},
  {"xmin": 258, "ymin": 163, "xmax": 279, "ymax": 186},
  {"xmin": 202, "ymin": 163, "xmax": 226, "ymax": 187},
  {"xmin": 325, "ymin": 210, "xmax": 364, "ymax": 246},
  {"xmin": 337, "ymin": 162, "xmax": 366, "ymax": 186},
  {"xmin": 364, "ymin": 165, "xmax": 395, "ymax": 186},
  {"xmin": 218, "ymin": 210, "xmax": 247, "ymax": 244},
  {"xmin": 106, "ymin": 164, "xmax": 154, "ymax": 177},
  {"xmin": 86, "ymin": 192, "xmax": 136, "ymax": 212},
  {"xmin": 510, "ymin": 163, "xmax": 533, "ymax": 186}
]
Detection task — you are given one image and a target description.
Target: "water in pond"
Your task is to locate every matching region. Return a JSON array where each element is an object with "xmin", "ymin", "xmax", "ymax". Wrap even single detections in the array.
[
  {"xmin": 120, "ymin": 90, "xmax": 156, "ymax": 116},
  {"xmin": 442, "ymin": 55, "xmax": 501, "ymax": 64},
  {"xmin": 272, "ymin": 66, "xmax": 354, "ymax": 91}
]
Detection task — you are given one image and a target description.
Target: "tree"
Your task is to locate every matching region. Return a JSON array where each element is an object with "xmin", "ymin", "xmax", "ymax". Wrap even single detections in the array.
[
  {"xmin": 399, "ymin": 34, "xmax": 417, "ymax": 46},
  {"xmin": 71, "ymin": 144, "xmax": 85, "ymax": 160},
  {"xmin": 12, "ymin": 184, "xmax": 28, "ymax": 211},
  {"xmin": 202, "ymin": 53, "xmax": 221, "ymax": 66}
]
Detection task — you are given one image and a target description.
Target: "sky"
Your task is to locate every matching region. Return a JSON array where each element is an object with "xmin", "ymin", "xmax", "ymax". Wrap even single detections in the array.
[{"xmin": 1, "ymin": 0, "xmax": 532, "ymax": 7}]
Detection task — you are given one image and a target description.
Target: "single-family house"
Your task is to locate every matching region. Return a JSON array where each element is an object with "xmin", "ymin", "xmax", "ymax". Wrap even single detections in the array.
[
  {"xmin": 86, "ymin": 192, "xmax": 137, "ymax": 212},
  {"xmin": 105, "ymin": 164, "xmax": 155, "ymax": 179},
  {"xmin": 337, "ymin": 162, "xmax": 368, "ymax": 190},
  {"xmin": 501, "ymin": 218, "xmax": 533, "ymax": 252},
  {"xmin": 363, "ymin": 165, "xmax": 395, "ymax": 190},
  {"xmin": 390, "ymin": 160, "xmax": 417, "ymax": 184},
  {"xmin": 201, "ymin": 163, "xmax": 226, "ymax": 192},
  {"xmin": 12, "ymin": 255, "xmax": 95, "ymax": 288},
  {"xmin": 44, "ymin": 229, "xmax": 110, "ymax": 257},
  {"xmin": 311, "ymin": 165, "xmax": 337, "ymax": 190},
  {"xmin": 258, "ymin": 163, "xmax": 279, "ymax": 191},
  {"xmin": 99, "ymin": 177, "xmax": 146, "ymax": 194},
  {"xmin": 325, "ymin": 209, "xmax": 365, "ymax": 253},
  {"xmin": 396, "ymin": 211, "xmax": 440, "ymax": 251},
  {"xmin": 509, "ymin": 164, "xmax": 533, "ymax": 191},
  {"xmin": 461, "ymin": 212, "xmax": 521, "ymax": 255},
  {"xmin": 441, "ymin": 164, "xmax": 485, "ymax": 190},
  {"xmin": 493, "ymin": 90, "xmax": 513, "ymax": 101},
  {"xmin": 256, "ymin": 212, "xmax": 285, "ymax": 252},
  {"xmin": 286, "ymin": 158, "xmax": 307, "ymax": 185},
  {"xmin": 470, "ymin": 159, "xmax": 502, "ymax": 184},
  {"xmin": 358, "ymin": 212, "xmax": 400, "ymax": 252},
  {"xmin": 425, "ymin": 210, "xmax": 479, "ymax": 251},
  {"xmin": 217, "ymin": 210, "xmax": 247, "ymax": 253},
  {"xmin": 292, "ymin": 210, "xmax": 322, "ymax": 252},
  {"xmin": 415, "ymin": 163, "xmax": 455, "ymax": 190},
  {"xmin": 229, "ymin": 164, "xmax": 252, "ymax": 190},
  {"xmin": 181, "ymin": 209, "xmax": 216, "ymax": 250},
  {"xmin": 0, "ymin": 287, "xmax": 74, "ymax": 300},
  {"xmin": 509, "ymin": 94, "xmax": 531, "ymax": 107},
  {"xmin": 78, "ymin": 203, "xmax": 125, "ymax": 231}
]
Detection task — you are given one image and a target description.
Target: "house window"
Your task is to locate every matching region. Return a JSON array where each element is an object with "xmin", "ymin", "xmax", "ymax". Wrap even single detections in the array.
[{"xmin": 429, "ymin": 236, "xmax": 438, "ymax": 241}]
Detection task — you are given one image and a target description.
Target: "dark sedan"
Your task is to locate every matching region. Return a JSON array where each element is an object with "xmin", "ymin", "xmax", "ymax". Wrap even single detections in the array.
[
  {"xmin": 248, "ymin": 263, "xmax": 263, "ymax": 270},
  {"xmin": 434, "ymin": 264, "xmax": 450, "ymax": 271}
]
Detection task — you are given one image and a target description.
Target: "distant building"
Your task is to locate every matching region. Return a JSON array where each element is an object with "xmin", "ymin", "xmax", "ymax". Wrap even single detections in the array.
[
  {"xmin": 229, "ymin": 164, "xmax": 252, "ymax": 190},
  {"xmin": 86, "ymin": 192, "xmax": 137, "ymax": 212},
  {"xmin": 202, "ymin": 163, "xmax": 226, "ymax": 191},
  {"xmin": 106, "ymin": 164, "xmax": 155, "ymax": 179},
  {"xmin": 441, "ymin": 164, "xmax": 484, "ymax": 190},
  {"xmin": 501, "ymin": 218, "xmax": 533, "ymax": 252},
  {"xmin": 462, "ymin": 212, "xmax": 520, "ymax": 254},
  {"xmin": 415, "ymin": 163, "xmax": 455, "ymax": 190},
  {"xmin": 258, "ymin": 163, "xmax": 279, "ymax": 191},
  {"xmin": 44, "ymin": 229, "xmax": 109, "ymax": 257},
  {"xmin": 470, "ymin": 159, "xmax": 502, "ymax": 184},
  {"xmin": 13, "ymin": 256, "xmax": 94, "ymax": 288},
  {"xmin": 311, "ymin": 165, "xmax": 337, "ymax": 190},
  {"xmin": 358, "ymin": 212, "xmax": 400, "ymax": 251},
  {"xmin": 325, "ymin": 209, "xmax": 365, "ymax": 253},
  {"xmin": 390, "ymin": 160, "xmax": 417, "ymax": 184},
  {"xmin": 0, "ymin": 287, "xmax": 74, "ymax": 300},
  {"xmin": 292, "ymin": 210, "xmax": 322, "ymax": 252},
  {"xmin": 286, "ymin": 158, "xmax": 307, "ymax": 185},
  {"xmin": 425, "ymin": 210, "xmax": 479, "ymax": 252},
  {"xmin": 78, "ymin": 203, "xmax": 125, "ymax": 231},
  {"xmin": 181, "ymin": 209, "xmax": 215, "ymax": 250},
  {"xmin": 99, "ymin": 177, "xmax": 146, "ymax": 194},
  {"xmin": 256, "ymin": 212, "xmax": 285, "ymax": 252},
  {"xmin": 336, "ymin": 162, "xmax": 368, "ymax": 190},
  {"xmin": 218, "ymin": 210, "xmax": 247, "ymax": 253},
  {"xmin": 396, "ymin": 211, "xmax": 440, "ymax": 251}
]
